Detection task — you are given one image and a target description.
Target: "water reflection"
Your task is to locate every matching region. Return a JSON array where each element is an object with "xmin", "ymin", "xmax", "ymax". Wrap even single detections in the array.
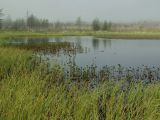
[
  {"xmin": 6, "ymin": 36, "xmax": 160, "ymax": 83},
  {"xmin": 91, "ymin": 38, "xmax": 112, "ymax": 50},
  {"xmin": 9, "ymin": 37, "xmax": 50, "ymax": 45},
  {"xmin": 54, "ymin": 37, "xmax": 62, "ymax": 43},
  {"xmin": 103, "ymin": 39, "xmax": 111, "ymax": 48},
  {"xmin": 7, "ymin": 36, "xmax": 160, "ymax": 67},
  {"xmin": 92, "ymin": 38, "xmax": 99, "ymax": 50},
  {"xmin": 75, "ymin": 36, "xmax": 82, "ymax": 48}
]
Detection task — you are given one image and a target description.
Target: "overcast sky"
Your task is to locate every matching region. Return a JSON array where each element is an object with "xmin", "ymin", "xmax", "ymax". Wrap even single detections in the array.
[{"xmin": 0, "ymin": 0, "xmax": 160, "ymax": 22}]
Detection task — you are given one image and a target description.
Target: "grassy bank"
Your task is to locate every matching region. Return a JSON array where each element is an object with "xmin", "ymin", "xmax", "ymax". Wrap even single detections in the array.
[
  {"xmin": 1, "ymin": 31, "xmax": 160, "ymax": 40},
  {"xmin": 94, "ymin": 31, "xmax": 160, "ymax": 39},
  {"xmin": 0, "ymin": 47, "xmax": 160, "ymax": 120}
]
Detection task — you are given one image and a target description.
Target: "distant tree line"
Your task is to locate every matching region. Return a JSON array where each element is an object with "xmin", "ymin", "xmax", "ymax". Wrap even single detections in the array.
[
  {"xmin": 92, "ymin": 18, "xmax": 112, "ymax": 31},
  {"xmin": 0, "ymin": 10, "xmax": 113, "ymax": 31},
  {"xmin": 3, "ymin": 14, "xmax": 50, "ymax": 31},
  {"xmin": 0, "ymin": 9, "xmax": 3, "ymax": 29},
  {"xmin": 1, "ymin": 9, "xmax": 160, "ymax": 32}
]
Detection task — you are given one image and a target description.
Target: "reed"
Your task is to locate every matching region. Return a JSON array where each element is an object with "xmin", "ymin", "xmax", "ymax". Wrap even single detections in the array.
[{"xmin": 0, "ymin": 47, "xmax": 160, "ymax": 120}]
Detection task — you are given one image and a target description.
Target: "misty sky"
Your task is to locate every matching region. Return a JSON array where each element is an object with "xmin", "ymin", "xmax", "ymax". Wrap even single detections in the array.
[{"xmin": 0, "ymin": 0, "xmax": 160, "ymax": 22}]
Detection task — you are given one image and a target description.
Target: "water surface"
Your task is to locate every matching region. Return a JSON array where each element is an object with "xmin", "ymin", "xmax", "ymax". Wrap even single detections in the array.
[{"xmin": 8, "ymin": 36, "xmax": 160, "ymax": 68}]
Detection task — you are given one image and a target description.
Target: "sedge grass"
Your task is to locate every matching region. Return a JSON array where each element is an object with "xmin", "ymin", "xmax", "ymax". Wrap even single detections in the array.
[{"xmin": 0, "ymin": 47, "xmax": 160, "ymax": 120}]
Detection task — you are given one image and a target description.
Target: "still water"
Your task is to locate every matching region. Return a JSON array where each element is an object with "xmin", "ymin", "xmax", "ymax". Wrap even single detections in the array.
[{"xmin": 8, "ymin": 36, "xmax": 160, "ymax": 67}]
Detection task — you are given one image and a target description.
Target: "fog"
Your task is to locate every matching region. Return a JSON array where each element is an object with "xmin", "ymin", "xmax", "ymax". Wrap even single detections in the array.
[{"xmin": 0, "ymin": 0, "xmax": 160, "ymax": 22}]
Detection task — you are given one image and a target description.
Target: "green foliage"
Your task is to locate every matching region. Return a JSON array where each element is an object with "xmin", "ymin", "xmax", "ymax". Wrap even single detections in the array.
[
  {"xmin": 2, "ymin": 31, "xmax": 160, "ymax": 40},
  {"xmin": 12, "ymin": 19, "xmax": 26, "ymax": 30},
  {"xmin": 0, "ymin": 47, "xmax": 160, "ymax": 120},
  {"xmin": 0, "ymin": 47, "xmax": 32, "ymax": 79},
  {"xmin": 92, "ymin": 18, "xmax": 101, "ymax": 31},
  {"xmin": 27, "ymin": 14, "xmax": 38, "ymax": 29},
  {"xmin": 102, "ymin": 21, "xmax": 108, "ymax": 31},
  {"xmin": 1, "ymin": 14, "xmax": 49, "ymax": 31},
  {"xmin": 102, "ymin": 21, "xmax": 112, "ymax": 31},
  {"xmin": 2, "ymin": 16, "xmax": 12, "ymax": 30},
  {"xmin": 0, "ymin": 9, "xmax": 3, "ymax": 29}
]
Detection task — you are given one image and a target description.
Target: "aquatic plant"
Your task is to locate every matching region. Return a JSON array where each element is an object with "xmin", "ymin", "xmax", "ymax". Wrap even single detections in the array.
[{"xmin": 1, "ymin": 38, "xmax": 160, "ymax": 119}]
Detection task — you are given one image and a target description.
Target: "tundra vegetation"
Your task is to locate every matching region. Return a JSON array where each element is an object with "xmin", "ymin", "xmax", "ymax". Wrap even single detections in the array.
[{"xmin": 0, "ymin": 10, "xmax": 160, "ymax": 120}]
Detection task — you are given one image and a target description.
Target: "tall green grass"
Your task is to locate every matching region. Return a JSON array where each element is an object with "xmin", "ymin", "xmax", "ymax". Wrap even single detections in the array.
[
  {"xmin": 0, "ymin": 47, "xmax": 160, "ymax": 120},
  {"xmin": 1, "ymin": 31, "xmax": 160, "ymax": 39}
]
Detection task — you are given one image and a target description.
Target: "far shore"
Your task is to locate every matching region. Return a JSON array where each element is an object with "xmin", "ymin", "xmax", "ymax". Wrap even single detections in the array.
[{"xmin": 1, "ymin": 31, "xmax": 160, "ymax": 40}]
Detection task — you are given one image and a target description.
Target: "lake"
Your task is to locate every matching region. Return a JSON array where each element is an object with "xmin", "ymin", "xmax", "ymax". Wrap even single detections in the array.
[{"xmin": 8, "ymin": 36, "xmax": 160, "ymax": 68}]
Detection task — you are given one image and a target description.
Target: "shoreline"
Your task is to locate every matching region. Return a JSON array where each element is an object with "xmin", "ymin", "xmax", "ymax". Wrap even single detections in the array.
[{"xmin": 1, "ymin": 31, "xmax": 160, "ymax": 40}]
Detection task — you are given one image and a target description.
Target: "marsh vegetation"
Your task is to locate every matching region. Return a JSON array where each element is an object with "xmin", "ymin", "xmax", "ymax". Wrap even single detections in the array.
[
  {"xmin": 0, "ymin": 9, "xmax": 160, "ymax": 120},
  {"xmin": 0, "ymin": 35, "xmax": 160, "ymax": 120}
]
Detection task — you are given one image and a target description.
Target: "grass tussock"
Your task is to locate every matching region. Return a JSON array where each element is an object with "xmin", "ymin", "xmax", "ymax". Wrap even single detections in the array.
[{"xmin": 0, "ymin": 47, "xmax": 160, "ymax": 120}]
